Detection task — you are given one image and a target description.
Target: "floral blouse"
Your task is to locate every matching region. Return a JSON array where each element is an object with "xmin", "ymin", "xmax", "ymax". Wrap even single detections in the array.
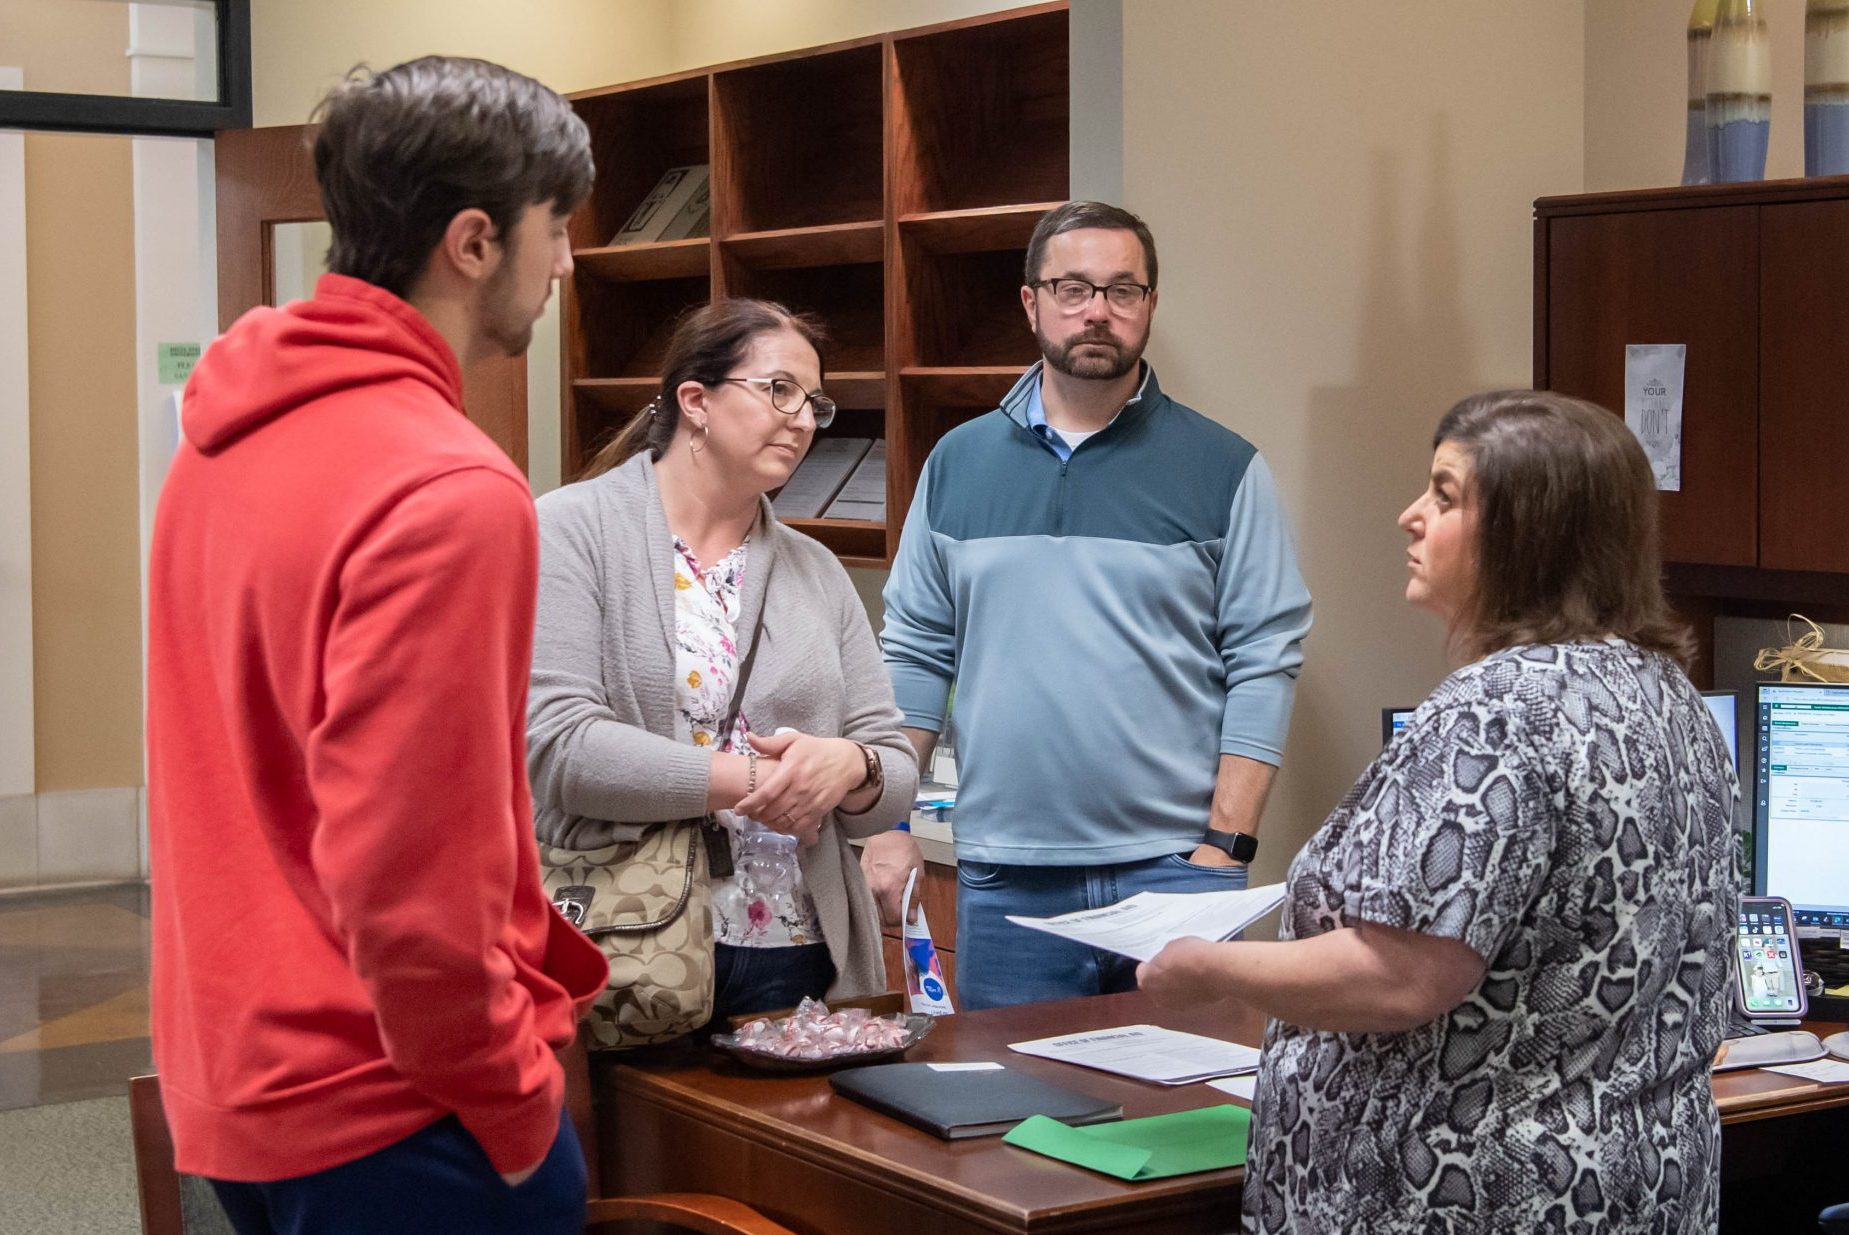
[{"xmin": 671, "ymin": 536, "xmax": 824, "ymax": 948}]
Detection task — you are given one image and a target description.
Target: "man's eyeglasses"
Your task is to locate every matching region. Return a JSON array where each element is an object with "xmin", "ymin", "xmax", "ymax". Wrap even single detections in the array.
[
  {"xmin": 1032, "ymin": 277, "xmax": 1154, "ymax": 314},
  {"xmin": 717, "ymin": 376, "xmax": 836, "ymax": 428}
]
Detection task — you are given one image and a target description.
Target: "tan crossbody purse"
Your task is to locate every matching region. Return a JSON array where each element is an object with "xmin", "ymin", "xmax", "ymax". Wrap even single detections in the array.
[{"xmin": 541, "ymin": 577, "xmax": 767, "ymax": 1050}]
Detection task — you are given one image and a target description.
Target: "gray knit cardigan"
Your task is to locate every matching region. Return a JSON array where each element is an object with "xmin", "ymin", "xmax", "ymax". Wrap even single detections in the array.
[{"xmin": 526, "ymin": 453, "xmax": 918, "ymax": 1001}]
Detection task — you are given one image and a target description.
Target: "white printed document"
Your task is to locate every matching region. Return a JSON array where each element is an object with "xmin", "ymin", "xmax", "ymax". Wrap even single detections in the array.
[
  {"xmin": 1009, "ymin": 1024, "xmax": 1262, "ymax": 1085},
  {"xmin": 1207, "ymin": 1073, "xmax": 1259, "ymax": 1102},
  {"xmin": 1005, "ymin": 884, "xmax": 1287, "ymax": 963},
  {"xmin": 1763, "ymin": 1058, "xmax": 1849, "ymax": 1084}
]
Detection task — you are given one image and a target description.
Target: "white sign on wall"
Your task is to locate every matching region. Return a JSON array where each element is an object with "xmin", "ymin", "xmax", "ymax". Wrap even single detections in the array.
[{"xmin": 1624, "ymin": 343, "xmax": 1686, "ymax": 492}]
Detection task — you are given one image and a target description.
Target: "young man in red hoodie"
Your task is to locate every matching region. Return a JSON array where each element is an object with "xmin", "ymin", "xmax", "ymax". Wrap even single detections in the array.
[{"xmin": 147, "ymin": 57, "xmax": 608, "ymax": 1234}]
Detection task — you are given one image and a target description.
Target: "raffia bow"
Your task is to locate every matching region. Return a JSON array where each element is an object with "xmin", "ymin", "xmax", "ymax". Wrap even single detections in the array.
[{"xmin": 1754, "ymin": 614, "xmax": 1849, "ymax": 684}]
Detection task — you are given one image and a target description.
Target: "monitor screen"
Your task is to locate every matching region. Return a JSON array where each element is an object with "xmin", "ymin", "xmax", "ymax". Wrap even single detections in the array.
[
  {"xmin": 1702, "ymin": 690, "xmax": 1738, "ymax": 772},
  {"xmin": 1381, "ymin": 707, "xmax": 1416, "ymax": 747},
  {"xmin": 1754, "ymin": 683, "xmax": 1849, "ymax": 927}
]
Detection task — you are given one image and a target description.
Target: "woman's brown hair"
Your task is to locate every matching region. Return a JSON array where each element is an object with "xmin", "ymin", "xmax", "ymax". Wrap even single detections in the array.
[
  {"xmin": 579, "ymin": 298, "xmax": 829, "ymax": 480},
  {"xmin": 1435, "ymin": 389, "xmax": 1693, "ymax": 667}
]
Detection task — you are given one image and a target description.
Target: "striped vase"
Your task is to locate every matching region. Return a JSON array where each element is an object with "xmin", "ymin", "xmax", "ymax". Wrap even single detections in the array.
[
  {"xmin": 1708, "ymin": 0, "xmax": 1772, "ymax": 183},
  {"xmin": 1685, "ymin": 0, "xmax": 1720, "ymax": 185},
  {"xmin": 1807, "ymin": 0, "xmax": 1849, "ymax": 175}
]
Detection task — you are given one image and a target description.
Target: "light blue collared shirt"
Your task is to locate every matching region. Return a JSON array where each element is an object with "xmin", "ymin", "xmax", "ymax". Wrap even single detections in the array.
[{"xmin": 1022, "ymin": 362, "xmax": 1152, "ymax": 461}]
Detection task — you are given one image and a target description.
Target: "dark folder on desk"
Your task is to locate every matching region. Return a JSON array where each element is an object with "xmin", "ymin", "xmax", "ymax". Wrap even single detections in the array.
[{"xmin": 829, "ymin": 1063, "xmax": 1121, "ymax": 1140}]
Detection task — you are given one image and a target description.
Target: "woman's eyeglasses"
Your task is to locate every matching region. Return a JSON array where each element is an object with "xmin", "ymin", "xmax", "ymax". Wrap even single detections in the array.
[{"xmin": 717, "ymin": 376, "xmax": 836, "ymax": 428}]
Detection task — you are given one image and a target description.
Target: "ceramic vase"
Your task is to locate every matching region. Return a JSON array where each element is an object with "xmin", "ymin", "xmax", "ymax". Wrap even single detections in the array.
[
  {"xmin": 1708, "ymin": 0, "xmax": 1773, "ymax": 183},
  {"xmin": 1807, "ymin": 0, "xmax": 1849, "ymax": 175},
  {"xmin": 1685, "ymin": 0, "xmax": 1719, "ymax": 185}
]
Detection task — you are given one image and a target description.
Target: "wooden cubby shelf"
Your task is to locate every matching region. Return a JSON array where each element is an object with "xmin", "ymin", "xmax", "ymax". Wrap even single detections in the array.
[
  {"xmin": 573, "ymin": 239, "xmax": 710, "ymax": 282},
  {"xmin": 897, "ymin": 202, "xmax": 1064, "ymax": 254},
  {"xmin": 781, "ymin": 517, "xmax": 889, "ymax": 569},
  {"xmin": 719, "ymin": 222, "xmax": 884, "ymax": 271},
  {"xmin": 562, "ymin": 2, "xmax": 1070, "ymax": 566},
  {"xmin": 824, "ymin": 372, "xmax": 887, "ymax": 410},
  {"xmin": 899, "ymin": 366, "xmax": 1029, "ymax": 408}
]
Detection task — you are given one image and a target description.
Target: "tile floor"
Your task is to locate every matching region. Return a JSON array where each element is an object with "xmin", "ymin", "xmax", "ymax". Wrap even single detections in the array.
[{"xmin": 0, "ymin": 883, "xmax": 152, "ymax": 1111}]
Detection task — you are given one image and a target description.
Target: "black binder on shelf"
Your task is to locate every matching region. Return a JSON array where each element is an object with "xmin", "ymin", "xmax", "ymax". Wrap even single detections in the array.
[{"xmin": 828, "ymin": 1062, "xmax": 1121, "ymax": 1140}]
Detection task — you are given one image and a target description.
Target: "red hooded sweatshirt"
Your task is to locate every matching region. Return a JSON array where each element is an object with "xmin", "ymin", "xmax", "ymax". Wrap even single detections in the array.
[{"xmin": 147, "ymin": 274, "xmax": 606, "ymax": 1182}]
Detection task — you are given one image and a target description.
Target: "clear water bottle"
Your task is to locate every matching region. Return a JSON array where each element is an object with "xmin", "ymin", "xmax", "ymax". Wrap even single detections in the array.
[{"xmin": 734, "ymin": 822, "xmax": 800, "ymax": 903}]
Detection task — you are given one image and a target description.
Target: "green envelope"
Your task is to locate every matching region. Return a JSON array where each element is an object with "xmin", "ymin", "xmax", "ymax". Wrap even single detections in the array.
[{"xmin": 1002, "ymin": 1104, "xmax": 1251, "ymax": 1181}]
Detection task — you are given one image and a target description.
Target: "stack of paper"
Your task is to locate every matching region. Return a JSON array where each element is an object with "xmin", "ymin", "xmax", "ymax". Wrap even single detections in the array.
[
  {"xmin": 1006, "ymin": 883, "xmax": 1287, "ymax": 963},
  {"xmin": 822, "ymin": 439, "xmax": 886, "ymax": 521},
  {"xmin": 609, "ymin": 165, "xmax": 711, "ymax": 246},
  {"xmin": 772, "ymin": 437, "xmax": 873, "ymax": 519},
  {"xmin": 1010, "ymin": 1024, "xmax": 1261, "ymax": 1086}
]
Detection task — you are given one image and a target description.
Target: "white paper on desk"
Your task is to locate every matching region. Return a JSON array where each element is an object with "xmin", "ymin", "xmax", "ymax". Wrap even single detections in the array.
[
  {"xmin": 1206, "ymin": 1074, "xmax": 1259, "ymax": 1102},
  {"xmin": 1763, "ymin": 1058, "xmax": 1849, "ymax": 1084},
  {"xmin": 1624, "ymin": 343, "xmax": 1685, "ymax": 492},
  {"xmin": 1005, "ymin": 884, "xmax": 1287, "ymax": 963},
  {"xmin": 1009, "ymin": 1024, "xmax": 1262, "ymax": 1085}
]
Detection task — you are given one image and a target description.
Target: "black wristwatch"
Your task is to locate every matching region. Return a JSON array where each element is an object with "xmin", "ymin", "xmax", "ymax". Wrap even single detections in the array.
[{"xmin": 1199, "ymin": 828, "xmax": 1258, "ymax": 863}]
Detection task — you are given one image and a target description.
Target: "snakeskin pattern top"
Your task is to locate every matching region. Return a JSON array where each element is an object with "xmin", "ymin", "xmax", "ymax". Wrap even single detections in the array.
[{"xmin": 1246, "ymin": 639, "xmax": 1738, "ymax": 1234}]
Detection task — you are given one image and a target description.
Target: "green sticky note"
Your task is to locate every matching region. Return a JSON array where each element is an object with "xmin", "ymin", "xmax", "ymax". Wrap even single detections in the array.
[
  {"xmin": 158, "ymin": 342, "xmax": 202, "ymax": 385},
  {"xmin": 1003, "ymin": 1104, "xmax": 1251, "ymax": 1181}
]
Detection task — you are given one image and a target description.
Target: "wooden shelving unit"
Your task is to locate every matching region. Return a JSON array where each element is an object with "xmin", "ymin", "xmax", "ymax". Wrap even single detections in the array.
[{"xmin": 562, "ymin": 2, "xmax": 1070, "ymax": 566}]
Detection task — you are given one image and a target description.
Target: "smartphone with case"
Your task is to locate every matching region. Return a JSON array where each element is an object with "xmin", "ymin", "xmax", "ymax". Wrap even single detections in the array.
[{"xmin": 1734, "ymin": 896, "xmax": 1809, "ymax": 1022}]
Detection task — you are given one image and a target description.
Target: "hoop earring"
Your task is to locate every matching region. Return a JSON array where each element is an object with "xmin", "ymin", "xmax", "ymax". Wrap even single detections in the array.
[{"xmin": 689, "ymin": 420, "xmax": 708, "ymax": 456}]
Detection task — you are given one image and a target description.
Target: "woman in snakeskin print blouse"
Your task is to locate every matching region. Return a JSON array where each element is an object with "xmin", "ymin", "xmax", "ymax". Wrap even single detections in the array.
[{"xmin": 1140, "ymin": 390, "xmax": 1737, "ymax": 1234}]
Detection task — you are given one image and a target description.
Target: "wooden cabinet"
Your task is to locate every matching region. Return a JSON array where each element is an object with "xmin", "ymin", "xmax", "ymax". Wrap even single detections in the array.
[
  {"xmin": 562, "ymin": 3, "xmax": 1069, "ymax": 568},
  {"xmin": 1535, "ymin": 179, "xmax": 1849, "ymax": 678},
  {"xmin": 1759, "ymin": 198, "xmax": 1849, "ymax": 574},
  {"xmin": 1539, "ymin": 205, "xmax": 1759, "ymax": 567}
]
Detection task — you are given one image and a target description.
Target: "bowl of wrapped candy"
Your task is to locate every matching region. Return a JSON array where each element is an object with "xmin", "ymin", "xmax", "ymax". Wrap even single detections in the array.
[{"xmin": 710, "ymin": 997, "xmax": 935, "ymax": 1073}]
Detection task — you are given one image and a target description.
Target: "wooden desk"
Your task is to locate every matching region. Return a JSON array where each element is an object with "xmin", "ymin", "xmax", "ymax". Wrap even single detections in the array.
[
  {"xmin": 594, "ymin": 991, "xmax": 1264, "ymax": 1235},
  {"xmin": 594, "ymin": 999, "xmax": 1849, "ymax": 1235},
  {"xmin": 1713, "ymin": 1020, "xmax": 1849, "ymax": 1125},
  {"xmin": 1714, "ymin": 1021, "xmax": 1849, "ymax": 1234}
]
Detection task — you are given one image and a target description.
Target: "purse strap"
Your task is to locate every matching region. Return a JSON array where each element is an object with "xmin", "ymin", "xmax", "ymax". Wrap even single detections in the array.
[
  {"xmin": 699, "ymin": 549, "xmax": 772, "ymax": 878},
  {"xmin": 719, "ymin": 549, "xmax": 771, "ymax": 740}
]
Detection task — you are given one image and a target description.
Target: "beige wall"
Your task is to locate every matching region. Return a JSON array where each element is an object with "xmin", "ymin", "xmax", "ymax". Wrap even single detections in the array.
[
  {"xmin": 251, "ymin": 0, "xmax": 675, "ymax": 127},
  {"xmin": 654, "ymin": 0, "xmax": 1025, "ymax": 71},
  {"xmin": 1, "ymin": 0, "xmax": 145, "ymax": 793},
  {"xmin": 1123, "ymin": 2, "xmax": 1586, "ymax": 891},
  {"xmin": 1586, "ymin": 0, "xmax": 1808, "ymax": 191}
]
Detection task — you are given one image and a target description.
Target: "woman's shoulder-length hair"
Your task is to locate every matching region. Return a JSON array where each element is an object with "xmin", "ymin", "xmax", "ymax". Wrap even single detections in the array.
[{"xmin": 1436, "ymin": 389, "xmax": 1693, "ymax": 668}]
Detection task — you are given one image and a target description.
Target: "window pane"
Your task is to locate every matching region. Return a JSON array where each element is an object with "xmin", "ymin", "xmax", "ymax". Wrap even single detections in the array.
[
  {"xmin": 271, "ymin": 221, "xmax": 332, "ymax": 306},
  {"xmin": 0, "ymin": 1, "xmax": 219, "ymax": 105}
]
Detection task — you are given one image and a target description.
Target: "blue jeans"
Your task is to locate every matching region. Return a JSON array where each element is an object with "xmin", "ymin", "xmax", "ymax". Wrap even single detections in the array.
[
  {"xmin": 210, "ymin": 1107, "xmax": 584, "ymax": 1235},
  {"xmin": 955, "ymin": 853, "xmax": 1249, "ymax": 1011},
  {"xmin": 706, "ymin": 941, "xmax": 835, "ymax": 1026}
]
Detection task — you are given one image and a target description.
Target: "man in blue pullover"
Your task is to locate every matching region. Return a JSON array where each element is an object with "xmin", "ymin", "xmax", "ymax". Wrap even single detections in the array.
[{"xmin": 865, "ymin": 201, "xmax": 1313, "ymax": 1010}]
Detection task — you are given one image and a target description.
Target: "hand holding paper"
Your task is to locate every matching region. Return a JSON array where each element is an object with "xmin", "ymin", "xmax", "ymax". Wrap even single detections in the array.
[{"xmin": 1005, "ymin": 883, "xmax": 1286, "ymax": 963}]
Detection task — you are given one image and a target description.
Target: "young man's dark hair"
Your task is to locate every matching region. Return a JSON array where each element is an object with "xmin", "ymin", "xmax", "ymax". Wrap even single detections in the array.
[
  {"xmin": 312, "ymin": 56, "xmax": 593, "ymax": 298},
  {"xmin": 1023, "ymin": 199, "xmax": 1160, "ymax": 288}
]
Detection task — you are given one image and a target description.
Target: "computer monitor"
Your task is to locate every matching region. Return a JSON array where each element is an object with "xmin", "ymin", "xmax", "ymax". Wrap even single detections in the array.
[
  {"xmin": 1381, "ymin": 707, "xmax": 1416, "ymax": 747},
  {"xmin": 1702, "ymin": 690, "xmax": 1738, "ymax": 773},
  {"xmin": 1753, "ymin": 682, "xmax": 1849, "ymax": 930}
]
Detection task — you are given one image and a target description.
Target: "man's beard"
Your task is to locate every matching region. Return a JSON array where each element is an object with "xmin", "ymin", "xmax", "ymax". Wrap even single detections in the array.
[
  {"xmin": 480, "ymin": 253, "xmax": 539, "ymax": 358},
  {"xmin": 1038, "ymin": 323, "xmax": 1146, "ymax": 381}
]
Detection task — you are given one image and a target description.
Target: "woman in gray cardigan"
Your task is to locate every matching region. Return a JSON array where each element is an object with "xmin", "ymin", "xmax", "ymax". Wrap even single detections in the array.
[{"xmin": 527, "ymin": 299, "xmax": 917, "ymax": 1023}]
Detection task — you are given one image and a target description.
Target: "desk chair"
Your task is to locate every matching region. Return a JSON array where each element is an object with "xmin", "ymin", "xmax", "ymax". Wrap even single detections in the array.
[{"xmin": 130, "ymin": 1047, "xmax": 798, "ymax": 1235}]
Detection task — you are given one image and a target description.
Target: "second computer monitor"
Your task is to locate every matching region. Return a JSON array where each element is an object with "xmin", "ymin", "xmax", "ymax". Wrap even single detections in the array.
[
  {"xmin": 1703, "ymin": 690, "xmax": 1738, "ymax": 773},
  {"xmin": 1754, "ymin": 682, "xmax": 1849, "ymax": 931}
]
